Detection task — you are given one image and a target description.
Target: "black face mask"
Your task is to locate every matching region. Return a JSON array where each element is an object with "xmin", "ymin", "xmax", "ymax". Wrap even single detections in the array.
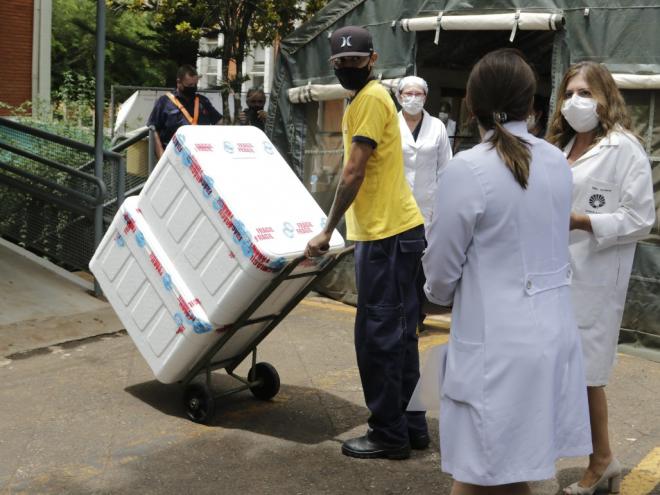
[
  {"xmin": 334, "ymin": 65, "xmax": 371, "ymax": 91},
  {"xmin": 180, "ymin": 85, "xmax": 197, "ymax": 98}
]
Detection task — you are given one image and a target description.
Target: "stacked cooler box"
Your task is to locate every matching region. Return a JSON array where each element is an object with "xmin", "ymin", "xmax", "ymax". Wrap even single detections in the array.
[{"xmin": 90, "ymin": 126, "xmax": 344, "ymax": 383}]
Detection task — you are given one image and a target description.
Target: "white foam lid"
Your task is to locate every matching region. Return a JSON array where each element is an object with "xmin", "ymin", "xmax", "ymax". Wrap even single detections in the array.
[{"xmin": 170, "ymin": 125, "xmax": 343, "ymax": 260}]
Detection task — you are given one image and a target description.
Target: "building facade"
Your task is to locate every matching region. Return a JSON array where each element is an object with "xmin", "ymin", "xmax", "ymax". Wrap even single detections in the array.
[
  {"xmin": 0, "ymin": 0, "xmax": 51, "ymax": 116},
  {"xmin": 196, "ymin": 34, "xmax": 276, "ymax": 110}
]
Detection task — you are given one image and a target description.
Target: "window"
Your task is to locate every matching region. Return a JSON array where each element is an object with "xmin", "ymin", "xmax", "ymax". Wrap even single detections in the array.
[{"xmin": 198, "ymin": 36, "xmax": 223, "ymax": 89}]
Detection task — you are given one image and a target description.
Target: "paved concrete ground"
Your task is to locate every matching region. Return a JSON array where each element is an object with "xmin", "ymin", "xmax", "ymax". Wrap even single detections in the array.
[
  {"xmin": 1, "ymin": 295, "xmax": 659, "ymax": 495},
  {"xmin": 0, "ymin": 240, "xmax": 123, "ymax": 356}
]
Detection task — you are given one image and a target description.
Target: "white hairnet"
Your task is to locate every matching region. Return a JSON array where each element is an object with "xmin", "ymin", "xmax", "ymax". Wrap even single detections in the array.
[{"xmin": 396, "ymin": 76, "xmax": 429, "ymax": 99}]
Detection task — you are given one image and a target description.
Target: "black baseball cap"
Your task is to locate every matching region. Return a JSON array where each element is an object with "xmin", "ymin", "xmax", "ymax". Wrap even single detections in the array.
[{"xmin": 329, "ymin": 26, "xmax": 374, "ymax": 60}]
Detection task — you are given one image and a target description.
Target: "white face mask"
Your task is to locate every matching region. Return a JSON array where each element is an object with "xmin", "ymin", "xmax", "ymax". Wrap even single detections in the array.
[
  {"xmin": 400, "ymin": 95, "xmax": 424, "ymax": 115},
  {"xmin": 561, "ymin": 94, "xmax": 599, "ymax": 133},
  {"xmin": 438, "ymin": 112, "xmax": 449, "ymax": 124}
]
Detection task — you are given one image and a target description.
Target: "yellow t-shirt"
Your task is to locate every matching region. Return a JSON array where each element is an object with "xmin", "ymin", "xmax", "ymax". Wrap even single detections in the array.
[{"xmin": 343, "ymin": 80, "xmax": 423, "ymax": 241}]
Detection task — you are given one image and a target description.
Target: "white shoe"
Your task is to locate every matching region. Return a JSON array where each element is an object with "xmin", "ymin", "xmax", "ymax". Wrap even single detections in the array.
[{"xmin": 563, "ymin": 458, "xmax": 622, "ymax": 494}]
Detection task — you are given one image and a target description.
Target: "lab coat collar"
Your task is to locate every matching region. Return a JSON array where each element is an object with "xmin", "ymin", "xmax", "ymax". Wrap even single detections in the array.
[
  {"xmin": 398, "ymin": 109, "xmax": 431, "ymax": 149},
  {"xmin": 502, "ymin": 120, "xmax": 530, "ymax": 137},
  {"xmin": 482, "ymin": 120, "xmax": 530, "ymax": 141},
  {"xmin": 563, "ymin": 125, "xmax": 622, "ymax": 164}
]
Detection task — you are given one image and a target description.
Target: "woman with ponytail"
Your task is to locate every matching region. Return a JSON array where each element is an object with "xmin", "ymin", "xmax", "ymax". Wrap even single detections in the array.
[{"xmin": 421, "ymin": 49, "xmax": 592, "ymax": 494}]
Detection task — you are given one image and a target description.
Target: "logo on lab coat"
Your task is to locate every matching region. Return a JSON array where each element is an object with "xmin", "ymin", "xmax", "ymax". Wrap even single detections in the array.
[{"xmin": 588, "ymin": 193, "xmax": 606, "ymax": 209}]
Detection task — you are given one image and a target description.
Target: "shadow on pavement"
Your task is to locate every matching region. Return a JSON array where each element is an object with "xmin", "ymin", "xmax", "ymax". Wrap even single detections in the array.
[
  {"xmin": 553, "ymin": 467, "xmax": 584, "ymax": 495},
  {"xmin": 125, "ymin": 378, "xmax": 370, "ymax": 446},
  {"xmin": 7, "ymin": 430, "xmax": 447, "ymax": 495}
]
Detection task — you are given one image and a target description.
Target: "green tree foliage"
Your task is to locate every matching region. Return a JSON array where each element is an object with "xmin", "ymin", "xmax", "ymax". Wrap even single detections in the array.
[
  {"xmin": 250, "ymin": 0, "xmax": 328, "ymax": 45},
  {"xmin": 52, "ymin": 0, "xmax": 172, "ymax": 93},
  {"xmin": 108, "ymin": 0, "xmax": 329, "ymax": 120},
  {"xmin": 54, "ymin": 70, "xmax": 97, "ymax": 125},
  {"xmin": 51, "ymin": 0, "xmax": 328, "ymax": 122}
]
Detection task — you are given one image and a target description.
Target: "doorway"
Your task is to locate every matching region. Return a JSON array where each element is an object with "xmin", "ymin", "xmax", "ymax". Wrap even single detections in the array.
[{"xmin": 416, "ymin": 29, "xmax": 556, "ymax": 152}]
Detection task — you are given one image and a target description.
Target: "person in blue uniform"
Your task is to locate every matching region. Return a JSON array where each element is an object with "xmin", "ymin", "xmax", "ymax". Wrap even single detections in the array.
[{"xmin": 147, "ymin": 65, "xmax": 223, "ymax": 159}]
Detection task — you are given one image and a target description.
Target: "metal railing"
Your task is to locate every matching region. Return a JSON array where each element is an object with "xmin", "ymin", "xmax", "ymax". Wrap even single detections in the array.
[
  {"xmin": 0, "ymin": 117, "xmax": 128, "ymax": 272},
  {"xmin": 77, "ymin": 125, "xmax": 157, "ymax": 223}
]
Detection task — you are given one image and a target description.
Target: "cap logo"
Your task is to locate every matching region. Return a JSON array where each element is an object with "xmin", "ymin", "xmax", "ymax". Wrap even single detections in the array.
[{"xmin": 341, "ymin": 36, "xmax": 352, "ymax": 47}]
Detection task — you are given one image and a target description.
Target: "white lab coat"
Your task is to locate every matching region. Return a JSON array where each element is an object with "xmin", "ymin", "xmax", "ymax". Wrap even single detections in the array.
[
  {"xmin": 422, "ymin": 121, "xmax": 592, "ymax": 485},
  {"xmin": 566, "ymin": 128, "xmax": 655, "ymax": 386},
  {"xmin": 398, "ymin": 110, "xmax": 452, "ymax": 226}
]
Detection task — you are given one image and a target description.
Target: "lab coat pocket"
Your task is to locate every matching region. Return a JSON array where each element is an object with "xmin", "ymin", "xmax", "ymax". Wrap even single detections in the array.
[
  {"xmin": 582, "ymin": 177, "xmax": 617, "ymax": 215},
  {"xmin": 571, "ymin": 281, "xmax": 611, "ymax": 329},
  {"xmin": 442, "ymin": 337, "xmax": 484, "ymax": 407}
]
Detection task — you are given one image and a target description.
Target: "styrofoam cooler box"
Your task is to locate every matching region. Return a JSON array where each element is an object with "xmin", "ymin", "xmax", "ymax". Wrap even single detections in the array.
[
  {"xmin": 136, "ymin": 125, "xmax": 344, "ymax": 327},
  {"xmin": 90, "ymin": 197, "xmax": 220, "ymax": 383}
]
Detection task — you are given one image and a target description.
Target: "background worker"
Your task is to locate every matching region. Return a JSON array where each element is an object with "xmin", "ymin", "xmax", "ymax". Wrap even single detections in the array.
[
  {"xmin": 438, "ymin": 100, "xmax": 457, "ymax": 149},
  {"xmin": 239, "ymin": 88, "xmax": 268, "ymax": 131},
  {"xmin": 147, "ymin": 64, "xmax": 222, "ymax": 159},
  {"xmin": 305, "ymin": 25, "xmax": 428, "ymax": 460},
  {"xmin": 396, "ymin": 75, "xmax": 452, "ymax": 331}
]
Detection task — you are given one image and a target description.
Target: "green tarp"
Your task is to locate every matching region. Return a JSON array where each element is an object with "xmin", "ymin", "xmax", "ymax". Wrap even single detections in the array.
[
  {"xmin": 267, "ymin": 0, "xmax": 660, "ymax": 351},
  {"xmin": 419, "ymin": 1, "xmax": 660, "ymax": 74},
  {"xmin": 268, "ymin": 0, "xmax": 422, "ymax": 178}
]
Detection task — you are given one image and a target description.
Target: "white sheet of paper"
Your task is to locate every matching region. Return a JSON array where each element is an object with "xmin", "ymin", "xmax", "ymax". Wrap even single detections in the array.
[{"xmin": 407, "ymin": 343, "xmax": 447, "ymax": 412}]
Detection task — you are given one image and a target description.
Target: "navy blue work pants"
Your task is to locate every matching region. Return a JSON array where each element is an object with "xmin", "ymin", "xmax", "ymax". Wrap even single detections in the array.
[{"xmin": 353, "ymin": 224, "xmax": 427, "ymax": 446}]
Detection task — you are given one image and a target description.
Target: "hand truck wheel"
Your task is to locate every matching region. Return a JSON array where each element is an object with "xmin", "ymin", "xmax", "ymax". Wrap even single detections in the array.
[
  {"xmin": 248, "ymin": 362, "xmax": 280, "ymax": 400},
  {"xmin": 184, "ymin": 382, "xmax": 216, "ymax": 423}
]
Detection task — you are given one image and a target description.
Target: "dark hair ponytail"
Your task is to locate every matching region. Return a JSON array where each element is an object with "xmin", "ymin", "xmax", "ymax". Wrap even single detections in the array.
[
  {"xmin": 467, "ymin": 49, "xmax": 536, "ymax": 189},
  {"xmin": 491, "ymin": 119, "xmax": 532, "ymax": 188}
]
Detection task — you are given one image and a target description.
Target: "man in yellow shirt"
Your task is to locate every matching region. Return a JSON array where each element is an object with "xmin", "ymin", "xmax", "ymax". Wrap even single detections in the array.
[{"xmin": 305, "ymin": 26, "xmax": 428, "ymax": 460}]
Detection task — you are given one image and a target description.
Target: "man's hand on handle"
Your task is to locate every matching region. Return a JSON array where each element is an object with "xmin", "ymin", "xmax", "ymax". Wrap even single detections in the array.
[{"xmin": 305, "ymin": 231, "xmax": 332, "ymax": 258}]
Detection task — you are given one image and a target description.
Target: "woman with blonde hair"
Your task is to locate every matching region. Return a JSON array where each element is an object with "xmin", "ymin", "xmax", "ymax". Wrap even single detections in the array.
[
  {"xmin": 547, "ymin": 62, "xmax": 655, "ymax": 494},
  {"xmin": 422, "ymin": 48, "xmax": 592, "ymax": 495}
]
